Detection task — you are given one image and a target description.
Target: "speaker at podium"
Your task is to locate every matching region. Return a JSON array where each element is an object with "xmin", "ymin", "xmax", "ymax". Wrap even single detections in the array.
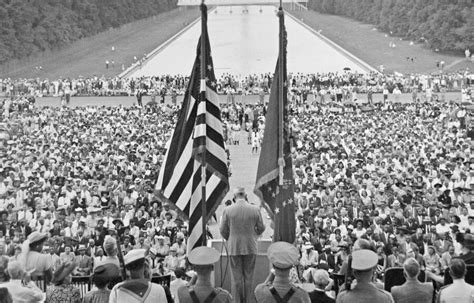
[{"xmin": 209, "ymin": 239, "xmax": 272, "ymax": 293}]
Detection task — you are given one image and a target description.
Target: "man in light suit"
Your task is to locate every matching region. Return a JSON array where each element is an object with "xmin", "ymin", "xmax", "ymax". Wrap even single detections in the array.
[
  {"xmin": 220, "ymin": 187, "xmax": 265, "ymax": 303},
  {"xmin": 391, "ymin": 258, "xmax": 433, "ymax": 303}
]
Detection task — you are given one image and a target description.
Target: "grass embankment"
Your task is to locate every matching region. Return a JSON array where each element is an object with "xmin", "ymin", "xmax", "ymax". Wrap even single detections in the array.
[
  {"xmin": 287, "ymin": 8, "xmax": 473, "ymax": 74},
  {"xmin": 0, "ymin": 7, "xmax": 200, "ymax": 79}
]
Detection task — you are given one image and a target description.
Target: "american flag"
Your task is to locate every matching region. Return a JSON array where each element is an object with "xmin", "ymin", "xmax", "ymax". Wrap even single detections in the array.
[{"xmin": 156, "ymin": 4, "xmax": 229, "ymax": 252}]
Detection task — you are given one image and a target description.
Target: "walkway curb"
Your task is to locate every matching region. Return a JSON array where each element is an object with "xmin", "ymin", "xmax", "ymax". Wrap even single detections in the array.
[
  {"xmin": 119, "ymin": 9, "xmax": 211, "ymax": 78},
  {"xmin": 285, "ymin": 10, "xmax": 378, "ymax": 73}
]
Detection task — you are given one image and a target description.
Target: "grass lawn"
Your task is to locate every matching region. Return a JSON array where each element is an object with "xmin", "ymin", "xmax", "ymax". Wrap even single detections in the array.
[
  {"xmin": 287, "ymin": 8, "xmax": 474, "ymax": 74},
  {"xmin": 2, "ymin": 5, "xmax": 472, "ymax": 78},
  {"xmin": 0, "ymin": 7, "xmax": 200, "ymax": 79}
]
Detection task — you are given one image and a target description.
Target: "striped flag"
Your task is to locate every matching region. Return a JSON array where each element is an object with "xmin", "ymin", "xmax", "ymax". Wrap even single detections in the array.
[{"xmin": 156, "ymin": 4, "xmax": 229, "ymax": 252}]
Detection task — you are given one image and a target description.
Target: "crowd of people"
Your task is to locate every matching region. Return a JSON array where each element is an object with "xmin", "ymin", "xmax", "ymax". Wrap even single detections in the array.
[
  {"xmin": 1, "ymin": 70, "xmax": 472, "ymax": 99},
  {"xmin": 0, "ymin": 82, "xmax": 473, "ymax": 302}
]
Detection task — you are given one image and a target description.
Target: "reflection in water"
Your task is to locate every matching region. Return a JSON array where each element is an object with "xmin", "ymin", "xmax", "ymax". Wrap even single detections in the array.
[{"xmin": 130, "ymin": 5, "xmax": 370, "ymax": 78}]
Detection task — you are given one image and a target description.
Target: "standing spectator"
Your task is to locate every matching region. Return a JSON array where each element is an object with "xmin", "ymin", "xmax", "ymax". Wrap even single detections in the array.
[
  {"xmin": 437, "ymin": 259, "xmax": 474, "ymax": 303},
  {"xmin": 308, "ymin": 269, "xmax": 335, "ymax": 303},
  {"xmin": 45, "ymin": 261, "xmax": 81, "ymax": 303},
  {"xmin": 391, "ymin": 258, "xmax": 433, "ymax": 303},
  {"xmin": 219, "ymin": 187, "xmax": 265, "ymax": 303},
  {"xmin": 83, "ymin": 264, "xmax": 115, "ymax": 303},
  {"xmin": 22, "ymin": 231, "xmax": 53, "ymax": 283},
  {"xmin": 2, "ymin": 261, "xmax": 45, "ymax": 302}
]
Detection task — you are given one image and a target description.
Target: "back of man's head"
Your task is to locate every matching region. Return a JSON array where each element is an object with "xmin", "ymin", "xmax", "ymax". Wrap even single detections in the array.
[
  {"xmin": 7, "ymin": 261, "xmax": 24, "ymax": 280},
  {"xmin": 449, "ymin": 259, "xmax": 466, "ymax": 280},
  {"xmin": 403, "ymin": 258, "xmax": 420, "ymax": 279},
  {"xmin": 233, "ymin": 187, "xmax": 246, "ymax": 199}
]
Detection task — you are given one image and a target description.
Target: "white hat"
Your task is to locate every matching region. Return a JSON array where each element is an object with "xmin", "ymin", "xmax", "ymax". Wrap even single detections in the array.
[
  {"xmin": 124, "ymin": 249, "xmax": 146, "ymax": 266},
  {"xmin": 188, "ymin": 246, "xmax": 220, "ymax": 265},
  {"xmin": 267, "ymin": 242, "xmax": 299, "ymax": 269},
  {"xmin": 28, "ymin": 231, "xmax": 48, "ymax": 244},
  {"xmin": 303, "ymin": 242, "xmax": 313, "ymax": 250}
]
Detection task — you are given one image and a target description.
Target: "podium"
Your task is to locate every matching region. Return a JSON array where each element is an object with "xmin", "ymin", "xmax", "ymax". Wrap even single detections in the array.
[{"xmin": 209, "ymin": 239, "xmax": 272, "ymax": 292}]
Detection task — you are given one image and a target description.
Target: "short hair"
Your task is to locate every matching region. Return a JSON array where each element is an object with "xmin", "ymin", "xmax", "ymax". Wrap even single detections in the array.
[
  {"xmin": 312, "ymin": 269, "xmax": 330, "ymax": 287},
  {"xmin": 103, "ymin": 236, "xmax": 117, "ymax": 257},
  {"xmin": 7, "ymin": 261, "xmax": 24, "ymax": 279},
  {"xmin": 174, "ymin": 267, "xmax": 186, "ymax": 279},
  {"xmin": 126, "ymin": 258, "xmax": 145, "ymax": 272},
  {"xmin": 353, "ymin": 239, "xmax": 375, "ymax": 252},
  {"xmin": 449, "ymin": 259, "xmax": 466, "ymax": 279},
  {"xmin": 92, "ymin": 274, "xmax": 109, "ymax": 289},
  {"xmin": 403, "ymin": 258, "xmax": 420, "ymax": 278}
]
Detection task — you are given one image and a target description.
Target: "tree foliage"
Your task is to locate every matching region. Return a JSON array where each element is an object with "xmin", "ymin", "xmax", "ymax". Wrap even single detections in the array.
[
  {"xmin": 0, "ymin": 0, "xmax": 177, "ymax": 64},
  {"xmin": 307, "ymin": 0, "xmax": 473, "ymax": 53}
]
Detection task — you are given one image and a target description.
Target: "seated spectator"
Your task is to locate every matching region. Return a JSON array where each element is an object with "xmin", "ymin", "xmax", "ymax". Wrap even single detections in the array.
[
  {"xmin": 424, "ymin": 246, "xmax": 440, "ymax": 274},
  {"xmin": 75, "ymin": 244, "xmax": 92, "ymax": 276},
  {"xmin": 440, "ymin": 245, "xmax": 456, "ymax": 272},
  {"xmin": 59, "ymin": 244, "xmax": 76, "ymax": 264},
  {"xmin": 388, "ymin": 246, "xmax": 406, "ymax": 268}
]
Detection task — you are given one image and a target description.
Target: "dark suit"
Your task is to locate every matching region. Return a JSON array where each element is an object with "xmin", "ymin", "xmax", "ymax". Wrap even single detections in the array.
[
  {"xmin": 220, "ymin": 199, "xmax": 265, "ymax": 303},
  {"xmin": 309, "ymin": 289, "xmax": 335, "ymax": 303},
  {"xmin": 391, "ymin": 279, "xmax": 433, "ymax": 303},
  {"xmin": 318, "ymin": 252, "xmax": 336, "ymax": 270}
]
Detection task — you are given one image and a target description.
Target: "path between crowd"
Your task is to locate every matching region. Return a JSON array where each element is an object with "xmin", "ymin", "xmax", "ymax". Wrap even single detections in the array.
[{"xmin": 208, "ymin": 131, "xmax": 274, "ymax": 240}]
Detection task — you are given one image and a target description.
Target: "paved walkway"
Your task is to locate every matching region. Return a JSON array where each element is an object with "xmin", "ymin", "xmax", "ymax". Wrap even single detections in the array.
[{"xmin": 208, "ymin": 131, "xmax": 274, "ymax": 239}]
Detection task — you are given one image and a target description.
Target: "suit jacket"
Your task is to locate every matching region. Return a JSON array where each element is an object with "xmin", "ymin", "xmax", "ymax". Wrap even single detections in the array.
[
  {"xmin": 309, "ymin": 289, "xmax": 335, "ymax": 303},
  {"xmin": 75, "ymin": 255, "xmax": 92, "ymax": 274},
  {"xmin": 391, "ymin": 279, "xmax": 433, "ymax": 303},
  {"xmin": 318, "ymin": 252, "xmax": 336, "ymax": 270},
  {"xmin": 219, "ymin": 199, "xmax": 265, "ymax": 255}
]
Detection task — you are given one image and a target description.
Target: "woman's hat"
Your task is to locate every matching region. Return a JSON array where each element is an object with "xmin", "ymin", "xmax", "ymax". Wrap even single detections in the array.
[
  {"xmin": 112, "ymin": 218, "xmax": 123, "ymax": 226},
  {"xmin": 28, "ymin": 231, "xmax": 48, "ymax": 245}
]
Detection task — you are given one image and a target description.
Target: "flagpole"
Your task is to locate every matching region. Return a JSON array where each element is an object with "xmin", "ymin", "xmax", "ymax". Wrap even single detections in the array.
[
  {"xmin": 200, "ymin": 0, "xmax": 208, "ymax": 247},
  {"xmin": 278, "ymin": 0, "xmax": 285, "ymax": 186}
]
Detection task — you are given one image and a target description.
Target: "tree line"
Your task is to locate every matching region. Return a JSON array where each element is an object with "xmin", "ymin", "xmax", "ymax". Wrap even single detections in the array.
[
  {"xmin": 307, "ymin": 0, "xmax": 473, "ymax": 54},
  {"xmin": 0, "ymin": 0, "xmax": 177, "ymax": 64}
]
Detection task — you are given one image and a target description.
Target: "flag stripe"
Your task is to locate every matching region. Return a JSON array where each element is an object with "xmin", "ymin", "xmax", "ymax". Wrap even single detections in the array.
[{"xmin": 156, "ymin": 3, "xmax": 228, "ymax": 252}]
